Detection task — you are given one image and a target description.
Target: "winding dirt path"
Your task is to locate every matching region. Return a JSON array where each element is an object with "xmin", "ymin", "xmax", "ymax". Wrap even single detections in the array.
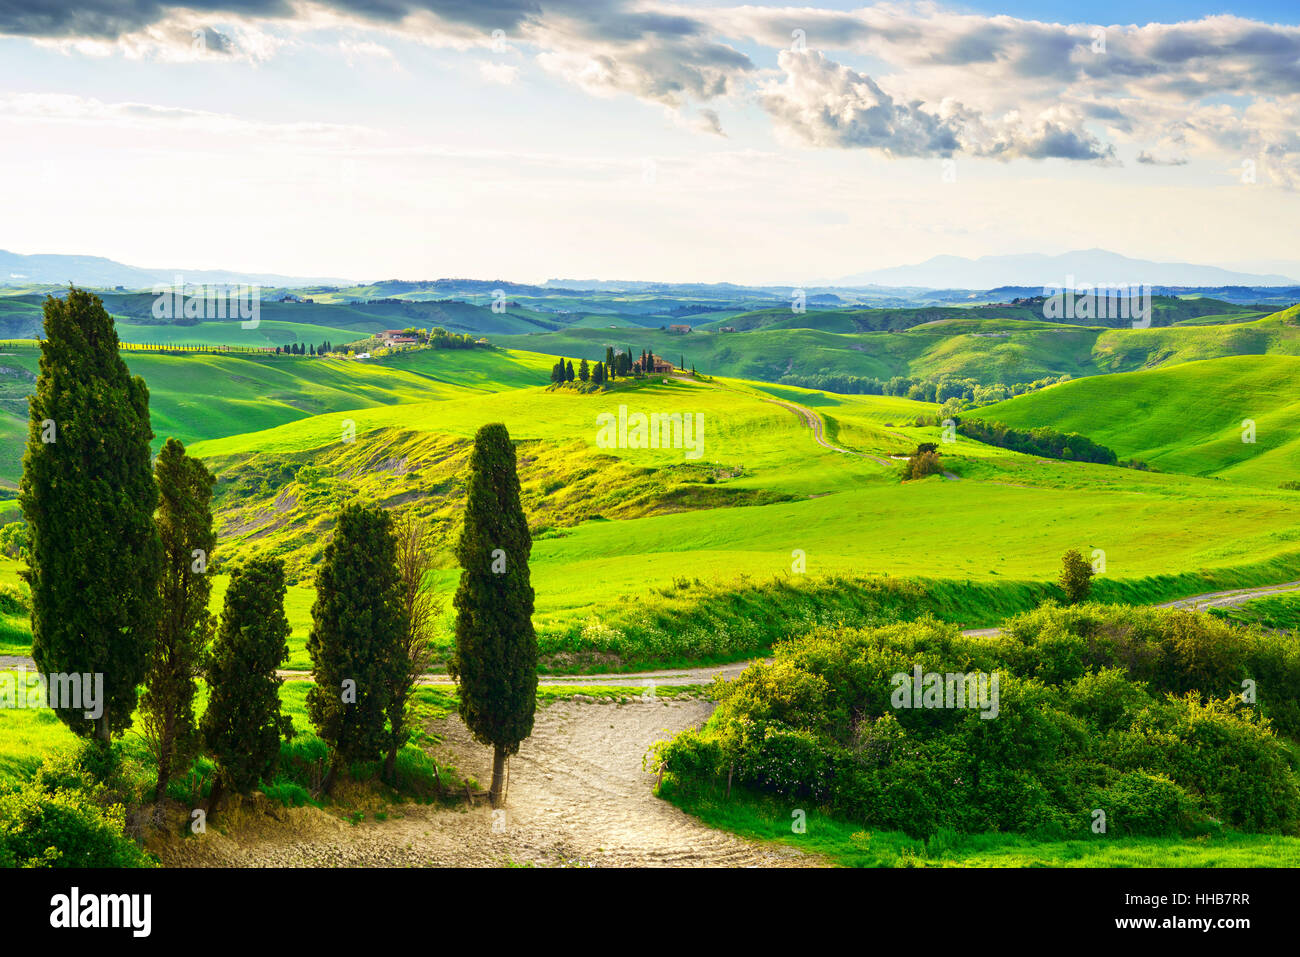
[{"xmin": 155, "ymin": 698, "xmax": 814, "ymax": 868}]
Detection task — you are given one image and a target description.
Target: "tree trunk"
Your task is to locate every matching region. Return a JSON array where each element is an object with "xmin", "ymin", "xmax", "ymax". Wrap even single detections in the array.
[
  {"xmin": 383, "ymin": 745, "xmax": 397, "ymax": 786},
  {"xmin": 320, "ymin": 758, "xmax": 339, "ymax": 796},
  {"xmin": 95, "ymin": 705, "xmax": 111, "ymax": 745},
  {"xmin": 489, "ymin": 744, "xmax": 507, "ymax": 808},
  {"xmin": 155, "ymin": 751, "xmax": 172, "ymax": 807},
  {"xmin": 207, "ymin": 777, "xmax": 224, "ymax": 822},
  {"xmin": 155, "ymin": 713, "xmax": 174, "ymax": 805}
]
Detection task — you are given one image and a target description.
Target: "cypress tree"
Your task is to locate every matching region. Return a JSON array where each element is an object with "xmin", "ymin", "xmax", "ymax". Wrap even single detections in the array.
[
  {"xmin": 20, "ymin": 288, "xmax": 161, "ymax": 743},
  {"xmin": 307, "ymin": 504, "xmax": 405, "ymax": 789},
  {"xmin": 142, "ymin": 438, "xmax": 215, "ymax": 805},
  {"xmin": 201, "ymin": 557, "xmax": 293, "ymax": 813},
  {"xmin": 578, "ymin": 358, "xmax": 589, "ymax": 382},
  {"xmin": 450, "ymin": 423, "xmax": 537, "ymax": 807},
  {"xmin": 565, "ymin": 360, "xmax": 575, "ymax": 382},
  {"xmin": 593, "ymin": 361, "xmax": 605, "ymax": 386}
]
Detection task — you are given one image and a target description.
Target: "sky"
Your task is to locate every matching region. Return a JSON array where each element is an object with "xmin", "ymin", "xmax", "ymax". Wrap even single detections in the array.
[{"xmin": 1, "ymin": 1, "xmax": 1299, "ymax": 284}]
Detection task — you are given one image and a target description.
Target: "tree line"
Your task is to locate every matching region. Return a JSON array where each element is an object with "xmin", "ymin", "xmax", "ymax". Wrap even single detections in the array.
[
  {"xmin": 20, "ymin": 288, "xmax": 536, "ymax": 829},
  {"xmin": 954, "ymin": 418, "xmax": 1126, "ymax": 466}
]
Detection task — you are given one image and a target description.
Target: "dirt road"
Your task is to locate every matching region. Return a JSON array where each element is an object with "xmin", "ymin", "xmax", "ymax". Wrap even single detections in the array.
[
  {"xmin": 4, "ymin": 582, "xmax": 1297, "ymax": 685},
  {"xmin": 155, "ymin": 697, "xmax": 813, "ymax": 868}
]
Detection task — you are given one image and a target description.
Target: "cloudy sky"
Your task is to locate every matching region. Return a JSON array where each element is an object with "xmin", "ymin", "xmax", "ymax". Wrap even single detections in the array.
[{"xmin": 2, "ymin": 1, "xmax": 1299, "ymax": 283}]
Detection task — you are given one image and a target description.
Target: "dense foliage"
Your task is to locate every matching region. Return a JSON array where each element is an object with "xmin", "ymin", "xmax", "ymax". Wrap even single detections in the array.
[
  {"xmin": 307, "ymin": 504, "xmax": 405, "ymax": 776},
  {"xmin": 21, "ymin": 288, "xmax": 162, "ymax": 740},
  {"xmin": 656, "ymin": 604, "xmax": 1300, "ymax": 839},
  {"xmin": 142, "ymin": 438, "xmax": 216, "ymax": 800},
  {"xmin": 957, "ymin": 418, "xmax": 1121, "ymax": 465},
  {"xmin": 0, "ymin": 745, "xmax": 153, "ymax": 867},
  {"xmin": 201, "ymin": 557, "xmax": 294, "ymax": 797}
]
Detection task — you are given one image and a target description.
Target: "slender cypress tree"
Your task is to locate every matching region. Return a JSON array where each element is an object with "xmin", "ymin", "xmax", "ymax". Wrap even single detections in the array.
[
  {"xmin": 307, "ymin": 503, "xmax": 405, "ymax": 790},
  {"xmin": 565, "ymin": 360, "xmax": 575, "ymax": 382},
  {"xmin": 142, "ymin": 438, "xmax": 215, "ymax": 804},
  {"xmin": 450, "ymin": 423, "xmax": 537, "ymax": 807},
  {"xmin": 578, "ymin": 358, "xmax": 589, "ymax": 381},
  {"xmin": 201, "ymin": 557, "xmax": 293, "ymax": 812},
  {"xmin": 21, "ymin": 288, "xmax": 161, "ymax": 743}
]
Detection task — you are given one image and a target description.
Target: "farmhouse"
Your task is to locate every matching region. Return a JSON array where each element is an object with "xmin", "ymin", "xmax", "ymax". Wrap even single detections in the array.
[
  {"xmin": 633, "ymin": 352, "xmax": 675, "ymax": 374},
  {"xmin": 381, "ymin": 329, "xmax": 420, "ymax": 347},
  {"xmin": 668, "ymin": 324, "xmax": 692, "ymax": 334}
]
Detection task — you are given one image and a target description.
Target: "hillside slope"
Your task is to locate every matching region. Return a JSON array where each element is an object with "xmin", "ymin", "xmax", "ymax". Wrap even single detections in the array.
[{"xmin": 970, "ymin": 353, "xmax": 1300, "ymax": 486}]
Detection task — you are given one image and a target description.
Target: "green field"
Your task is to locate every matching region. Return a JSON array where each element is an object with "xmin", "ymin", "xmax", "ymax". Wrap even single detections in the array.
[
  {"xmin": 0, "ymin": 343, "xmax": 556, "ymax": 486},
  {"xmin": 6, "ymin": 335, "xmax": 1300, "ymax": 671},
  {"xmin": 971, "ymin": 353, "xmax": 1300, "ymax": 486},
  {"xmin": 662, "ymin": 786, "xmax": 1300, "ymax": 867}
]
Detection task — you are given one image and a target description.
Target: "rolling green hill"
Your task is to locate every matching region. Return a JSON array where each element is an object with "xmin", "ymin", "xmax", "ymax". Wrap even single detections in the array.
[
  {"xmin": 969, "ymin": 353, "xmax": 1300, "ymax": 486},
  {"xmin": 0, "ymin": 344, "xmax": 556, "ymax": 487},
  {"xmin": 496, "ymin": 304, "xmax": 1300, "ymax": 389},
  {"xmin": 171, "ymin": 370, "xmax": 1300, "ymax": 668}
]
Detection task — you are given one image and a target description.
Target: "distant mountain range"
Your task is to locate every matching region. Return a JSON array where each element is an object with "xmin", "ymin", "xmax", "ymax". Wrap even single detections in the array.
[
  {"xmin": 4, "ymin": 246, "xmax": 1298, "ymax": 294},
  {"xmin": 833, "ymin": 249, "xmax": 1300, "ymax": 288},
  {"xmin": 0, "ymin": 250, "xmax": 350, "ymax": 289}
]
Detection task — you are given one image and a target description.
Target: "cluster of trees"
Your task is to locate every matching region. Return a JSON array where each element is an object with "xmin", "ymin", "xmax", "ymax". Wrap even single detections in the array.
[
  {"xmin": 549, "ymin": 357, "xmax": 609, "ymax": 386},
  {"xmin": 424, "ymin": 327, "xmax": 480, "ymax": 350},
  {"xmin": 276, "ymin": 342, "xmax": 329, "ymax": 355},
  {"xmin": 548, "ymin": 346, "xmax": 693, "ymax": 387},
  {"xmin": 18, "ymin": 289, "xmax": 538, "ymax": 828},
  {"xmin": 777, "ymin": 371, "xmax": 1072, "ymax": 406},
  {"xmin": 656, "ymin": 603, "xmax": 1300, "ymax": 839},
  {"xmin": 954, "ymin": 418, "xmax": 1123, "ymax": 466},
  {"xmin": 20, "ymin": 290, "xmax": 299, "ymax": 810}
]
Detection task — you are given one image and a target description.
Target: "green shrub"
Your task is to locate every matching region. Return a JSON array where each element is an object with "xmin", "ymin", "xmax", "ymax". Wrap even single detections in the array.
[
  {"xmin": 0, "ymin": 582, "xmax": 26, "ymax": 616},
  {"xmin": 0, "ymin": 772, "xmax": 153, "ymax": 868},
  {"xmin": 1088, "ymin": 771, "xmax": 1199, "ymax": 836},
  {"xmin": 660, "ymin": 606, "xmax": 1300, "ymax": 840}
]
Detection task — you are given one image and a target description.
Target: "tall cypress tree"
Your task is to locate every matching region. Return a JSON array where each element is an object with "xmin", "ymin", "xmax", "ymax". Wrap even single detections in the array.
[
  {"xmin": 450, "ymin": 423, "xmax": 537, "ymax": 807},
  {"xmin": 307, "ymin": 503, "xmax": 404, "ymax": 789},
  {"xmin": 20, "ymin": 288, "xmax": 161, "ymax": 743},
  {"xmin": 201, "ymin": 557, "xmax": 293, "ymax": 812},
  {"xmin": 142, "ymin": 438, "xmax": 215, "ymax": 804},
  {"xmin": 565, "ymin": 360, "xmax": 575, "ymax": 382},
  {"xmin": 578, "ymin": 358, "xmax": 589, "ymax": 382}
]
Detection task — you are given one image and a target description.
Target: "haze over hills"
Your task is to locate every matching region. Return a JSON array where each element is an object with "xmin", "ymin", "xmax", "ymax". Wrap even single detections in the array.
[
  {"xmin": 6, "ymin": 247, "xmax": 1300, "ymax": 295},
  {"xmin": 0, "ymin": 250, "xmax": 351, "ymax": 289},
  {"xmin": 833, "ymin": 249, "xmax": 1300, "ymax": 288}
]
